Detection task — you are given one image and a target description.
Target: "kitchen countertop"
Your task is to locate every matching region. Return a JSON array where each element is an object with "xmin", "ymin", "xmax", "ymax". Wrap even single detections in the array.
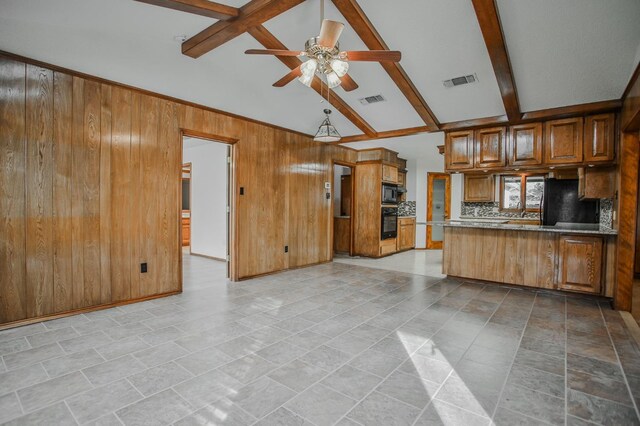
[
  {"xmin": 334, "ymin": 216, "xmax": 351, "ymax": 219},
  {"xmin": 398, "ymin": 215, "xmax": 416, "ymax": 218},
  {"xmin": 430, "ymin": 220, "xmax": 617, "ymax": 236}
]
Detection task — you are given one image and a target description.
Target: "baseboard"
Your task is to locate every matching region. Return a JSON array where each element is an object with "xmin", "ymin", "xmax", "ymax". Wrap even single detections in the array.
[
  {"xmin": 620, "ymin": 311, "xmax": 640, "ymax": 348},
  {"xmin": 0, "ymin": 290, "xmax": 181, "ymax": 331}
]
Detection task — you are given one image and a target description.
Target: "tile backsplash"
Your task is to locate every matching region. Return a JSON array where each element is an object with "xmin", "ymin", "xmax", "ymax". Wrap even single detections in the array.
[
  {"xmin": 398, "ymin": 201, "xmax": 416, "ymax": 217},
  {"xmin": 460, "ymin": 202, "xmax": 540, "ymax": 219},
  {"xmin": 461, "ymin": 199, "xmax": 614, "ymax": 229}
]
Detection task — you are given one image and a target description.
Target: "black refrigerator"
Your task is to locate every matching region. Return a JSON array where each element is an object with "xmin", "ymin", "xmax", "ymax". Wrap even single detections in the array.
[{"xmin": 542, "ymin": 179, "xmax": 599, "ymax": 226}]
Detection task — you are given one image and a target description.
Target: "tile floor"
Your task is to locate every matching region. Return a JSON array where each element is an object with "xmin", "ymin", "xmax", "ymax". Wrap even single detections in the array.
[{"xmin": 1, "ymin": 252, "xmax": 640, "ymax": 425}]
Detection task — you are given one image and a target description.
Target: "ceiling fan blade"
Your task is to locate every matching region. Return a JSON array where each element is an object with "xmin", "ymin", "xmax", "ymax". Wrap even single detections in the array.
[
  {"xmin": 340, "ymin": 74, "xmax": 358, "ymax": 92},
  {"xmin": 273, "ymin": 67, "xmax": 303, "ymax": 87},
  {"xmin": 245, "ymin": 49, "xmax": 305, "ymax": 57},
  {"xmin": 318, "ymin": 19, "xmax": 344, "ymax": 49},
  {"xmin": 343, "ymin": 50, "xmax": 402, "ymax": 62}
]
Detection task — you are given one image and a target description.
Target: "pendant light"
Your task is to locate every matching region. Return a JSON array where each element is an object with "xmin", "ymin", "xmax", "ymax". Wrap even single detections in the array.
[{"xmin": 314, "ymin": 109, "xmax": 341, "ymax": 142}]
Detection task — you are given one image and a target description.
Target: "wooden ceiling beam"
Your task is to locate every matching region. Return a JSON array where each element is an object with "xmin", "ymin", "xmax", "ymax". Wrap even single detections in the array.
[
  {"xmin": 336, "ymin": 126, "xmax": 430, "ymax": 144},
  {"xmin": 182, "ymin": 0, "xmax": 304, "ymax": 58},
  {"xmin": 331, "ymin": 0, "xmax": 440, "ymax": 129},
  {"xmin": 248, "ymin": 25, "xmax": 377, "ymax": 137},
  {"xmin": 134, "ymin": 0, "xmax": 239, "ymax": 20},
  {"xmin": 471, "ymin": 0, "xmax": 521, "ymax": 122},
  {"xmin": 440, "ymin": 115, "xmax": 508, "ymax": 131}
]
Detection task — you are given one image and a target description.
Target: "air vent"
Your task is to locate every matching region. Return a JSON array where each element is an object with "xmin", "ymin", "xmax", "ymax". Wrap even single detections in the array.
[
  {"xmin": 358, "ymin": 94, "xmax": 386, "ymax": 105},
  {"xmin": 443, "ymin": 74, "xmax": 478, "ymax": 88}
]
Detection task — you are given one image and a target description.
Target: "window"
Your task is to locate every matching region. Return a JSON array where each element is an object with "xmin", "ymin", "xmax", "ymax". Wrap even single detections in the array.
[{"xmin": 500, "ymin": 175, "xmax": 545, "ymax": 212}]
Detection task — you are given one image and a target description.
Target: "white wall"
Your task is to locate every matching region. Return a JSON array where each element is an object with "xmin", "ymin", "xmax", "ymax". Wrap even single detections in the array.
[{"xmin": 182, "ymin": 139, "xmax": 228, "ymax": 260}]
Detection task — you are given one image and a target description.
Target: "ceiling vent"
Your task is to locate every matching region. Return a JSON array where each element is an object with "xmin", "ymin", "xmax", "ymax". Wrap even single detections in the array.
[
  {"xmin": 358, "ymin": 94, "xmax": 386, "ymax": 105},
  {"xmin": 443, "ymin": 74, "xmax": 478, "ymax": 88}
]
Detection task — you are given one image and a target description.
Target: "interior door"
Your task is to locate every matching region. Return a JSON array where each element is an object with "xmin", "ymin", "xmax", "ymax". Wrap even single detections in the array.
[{"xmin": 427, "ymin": 173, "xmax": 451, "ymax": 249}]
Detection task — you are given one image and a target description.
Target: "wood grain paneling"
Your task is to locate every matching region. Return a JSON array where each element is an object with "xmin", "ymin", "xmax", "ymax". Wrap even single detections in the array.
[
  {"xmin": 0, "ymin": 53, "xmax": 356, "ymax": 329},
  {"xmin": 25, "ymin": 65, "xmax": 54, "ymax": 318},
  {"xmin": 353, "ymin": 163, "xmax": 382, "ymax": 257},
  {"xmin": 52, "ymin": 72, "xmax": 73, "ymax": 313},
  {"xmin": 443, "ymin": 227, "xmax": 614, "ymax": 295},
  {"xmin": 0, "ymin": 57, "xmax": 27, "ymax": 323}
]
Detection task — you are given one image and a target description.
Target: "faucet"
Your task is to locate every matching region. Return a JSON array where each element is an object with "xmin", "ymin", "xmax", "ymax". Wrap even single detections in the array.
[{"xmin": 516, "ymin": 202, "xmax": 526, "ymax": 218}]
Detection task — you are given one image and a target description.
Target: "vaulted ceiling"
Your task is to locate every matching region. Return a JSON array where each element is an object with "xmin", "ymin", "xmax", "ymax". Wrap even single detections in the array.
[{"xmin": 1, "ymin": 0, "xmax": 639, "ymax": 140}]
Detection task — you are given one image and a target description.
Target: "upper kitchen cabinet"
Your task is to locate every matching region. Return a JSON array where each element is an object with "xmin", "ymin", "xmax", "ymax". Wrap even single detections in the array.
[
  {"xmin": 382, "ymin": 164, "xmax": 398, "ymax": 184},
  {"xmin": 508, "ymin": 123, "xmax": 543, "ymax": 166},
  {"xmin": 474, "ymin": 127, "xmax": 507, "ymax": 169},
  {"xmin": 584, "ymin": 113, "xmax": 615, "ymax": 163},
  {"xmin": 544, "ymin": 117, "xmax": 584, "ymax": 164},
  {"xmin": 445, "ymin": 130, "xmax": 474, "ymax": 171},
  {"xmin": 464, "ymin": 174, "xmax": 495, "ymax": 202}
]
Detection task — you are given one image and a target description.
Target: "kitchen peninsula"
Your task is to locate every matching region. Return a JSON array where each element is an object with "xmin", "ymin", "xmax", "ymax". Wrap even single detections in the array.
[{"xmin": 442, "ymin": 221, "xmax": 617, "ymax": 296}]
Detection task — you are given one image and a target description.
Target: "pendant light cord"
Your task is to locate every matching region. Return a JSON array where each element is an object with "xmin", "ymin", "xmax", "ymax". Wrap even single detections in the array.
[{"xmin": 320, "ymin": 0, "xmax": 324, "ymax": 26}]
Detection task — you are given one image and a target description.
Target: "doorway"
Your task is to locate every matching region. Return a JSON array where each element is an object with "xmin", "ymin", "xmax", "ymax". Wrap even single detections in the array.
[
  {"xmin": 181, "ymin": 135, "xmax": 232, "ymax": 282},
  {"xmin": 426, "ymin": 172, "xmax": 451, "ymax": 249},
  {"xmin": 332, "ymin": 162, "xmax": 355, "ymax": 257}
]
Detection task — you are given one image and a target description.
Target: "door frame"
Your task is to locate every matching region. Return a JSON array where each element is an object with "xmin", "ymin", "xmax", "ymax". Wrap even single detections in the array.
[
  {"xmin": 180, "ymin": 130, "xmax": 238, "ymax": 281},
  {"xmin": 181, "ymin": 163, "xmax": 192, "ymax": 252},
  {"xmin": 426, "ymin": 172, "xmax": 451, "ymax": 249},
  {"xmin": 331, "ymin": 161, "xmax": 356, "ymax": 257}
]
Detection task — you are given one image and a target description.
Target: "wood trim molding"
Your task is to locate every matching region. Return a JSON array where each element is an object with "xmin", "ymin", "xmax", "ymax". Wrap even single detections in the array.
[
  {"xmin": 331, "ymin": 0, "xmax": 440, "ymax": 129},
  {"xmin": 471, "ymin": 0, "xmax": 520, "ymax": 122},
  {"xmin": 182, "ymin": 0, "xmax": 304, "ymax": 58},
  {"xmin": 622, "ymin": 61, "xmax": 640, "ymax": 101},
  {"xmin": 440, "ymin": 115, "xmax": 509, "ymax": 131},
  {"xmin": 521, "ymin": 99, "xmax": 622, "ymax": 122},
  {"xmin": 134, "ymin": 0, "xmax": 239, "ymax": 20},
  {"xmin": 248, "ymin": 25, "xmax": 377, "ymax": 137},
  {"xmin": 0, "ymin": 50, "xmax": 313, "ymax": 139}
]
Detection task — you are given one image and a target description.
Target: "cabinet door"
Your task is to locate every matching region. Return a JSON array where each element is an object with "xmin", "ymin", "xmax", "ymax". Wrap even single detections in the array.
[
  {"xmin": 545, "ymin": 118, "xmax": 584, "ymax": 164},
  {"xmin": 508, "ymin": 123, "xmax": 543, "ymax": 166},
  {"xmin": 474, "ymin": 127, "xmax": 506, "ymax": 169},
  {"xmin": 382, "ymin": 165, "xmax": 398, "ymax": 183},
  {"xmin": 464, "ymin": 174, "xmax": 495, "ymax": 202},
  {"xmin": 445, "ymin": 130, "xmax": 474, "ymax": 171},
  {"xmin": 558, "ymin": 236, "xmax": 603, "ymax": 294},
  {"xmin": 584, "ymin": 113, "xmax": 615, "ymax": 163}
]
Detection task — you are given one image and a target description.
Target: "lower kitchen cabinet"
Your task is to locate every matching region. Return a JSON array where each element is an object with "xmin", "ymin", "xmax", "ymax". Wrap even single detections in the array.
[
  {"xmin": 380, "ymin": 238, "xmax": 397, "ymax": 256},
  {"xmin": 397, "ymin": 217, "xmax": 416, "ymax": 251},
  {"xmin": 182, "ymin": 216, "xmax": 190, "ymax": 246},
  {"xmin": 558, "ymin": 235, "xmax": 603, "ymax": 294}
]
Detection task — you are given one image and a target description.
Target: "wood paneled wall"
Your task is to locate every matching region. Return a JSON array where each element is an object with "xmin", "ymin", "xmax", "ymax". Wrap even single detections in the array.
[{"xmin": 0, "ymin": 54, "xmax": 355, "ymax": 327}]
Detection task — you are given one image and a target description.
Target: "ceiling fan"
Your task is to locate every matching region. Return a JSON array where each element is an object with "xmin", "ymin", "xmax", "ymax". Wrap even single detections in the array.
[{"xmin": 245, "ymin": 19, "xmax": 401, "ymax": 92}]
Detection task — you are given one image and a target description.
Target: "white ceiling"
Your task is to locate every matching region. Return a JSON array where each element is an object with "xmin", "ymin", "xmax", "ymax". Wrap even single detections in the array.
[
  {"xmin": 343, "ymin": 132, "xmax": 444, "ymax": 161},
  {"xmin": 1, "ymin": 0, "xmax": 639, "ymax": 141}
]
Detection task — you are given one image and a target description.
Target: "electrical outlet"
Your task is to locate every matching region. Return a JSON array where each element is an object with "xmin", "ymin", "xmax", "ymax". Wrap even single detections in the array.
[
  {"xmin": 240, "ymin": 187, "xmax": 244, "ymax": 195},
  {"xmin": 284, "ymin": 246, "xmax": 288, "ymax": 253},
  {"xmin": 140, "ymin": 263, "xmax": 148, "ymax": 273}
]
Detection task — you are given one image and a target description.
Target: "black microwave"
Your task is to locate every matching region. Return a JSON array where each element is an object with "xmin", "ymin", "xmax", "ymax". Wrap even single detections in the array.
[{"xmin": 382, "ymin": 183, "xmax": 398, "ymax": 204}]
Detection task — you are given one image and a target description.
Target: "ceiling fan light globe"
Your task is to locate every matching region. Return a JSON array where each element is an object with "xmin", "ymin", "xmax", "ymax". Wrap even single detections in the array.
[
  {"xmin": 330, "ymin": 59, "xmax": 349, "ymax": 77},
  {"xmin": 298, "ymin": 73, "xmax": 314, "ymax": 87},
  {"xmin": 300, "ymin": 58, "xmax": 318, "ymax": 77},
  {"xmin": 326, "ymin": 71, "xmax": 341, "ymax": 88}
]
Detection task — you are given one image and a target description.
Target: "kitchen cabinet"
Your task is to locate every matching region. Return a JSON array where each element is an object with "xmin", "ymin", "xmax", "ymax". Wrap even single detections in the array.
[
  {"xmin": 398, "ymin": 171, "xmax": 406, "ymax": 188},
  {"xmin": 584, "ymin": 113, "xmax": 615, "ymax": 163},
  {"xmin": 397, "ymin": 217, "xmax": 416, "ymax": 251},
  {"xmin": 474, "ymin": 127, "xmax": 506, "ymax": 169},
  {"xmin": 382, "ymin": 164, "xmax": 398, "ymax": 183},
  {"xmin": 380, "ymin": 238, "xmax": 397, "ymax": 256},
  {"xmin": 508, "ymin": 123, "xmax": 543, "ymax": 166},
  {"xmin": 578, "ymin": 166, "xmax": 616, "ymax": 199},
  {"xmin": 558, "ymin": 235, "xmax": 603, "ymax": 294},
  {"xmin": 182, "ymin": 216, "xmax": 190, "ymax": 246},
  {"xmin": 333, "ymin": 217, "xmax": 351, "ymax": 253},
  {"xmin": 445, "ymin": 130, "xmax": 474, "ymax": 171},
  {"xmin": 545, "ymin": 117, "xmax": 584, "ymax": 164},
  {"xmin": 464, "ymin": 174, "xmax": 495, "ymax": 202}
]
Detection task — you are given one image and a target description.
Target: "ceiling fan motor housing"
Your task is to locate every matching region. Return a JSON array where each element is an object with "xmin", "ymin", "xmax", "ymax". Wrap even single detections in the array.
[{"xmin": 305, "ymin": 37, "xmax": 341, "ymax": 74}]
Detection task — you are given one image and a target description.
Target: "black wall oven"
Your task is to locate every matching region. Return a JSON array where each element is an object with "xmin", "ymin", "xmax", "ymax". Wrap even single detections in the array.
[
  {"xmin": 381, "ymin": 207, "xmax": 398, "ymax": 239},
  {"xmin": 382, "ymin": 183, "xmax": 398, "ymax": 204}
]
